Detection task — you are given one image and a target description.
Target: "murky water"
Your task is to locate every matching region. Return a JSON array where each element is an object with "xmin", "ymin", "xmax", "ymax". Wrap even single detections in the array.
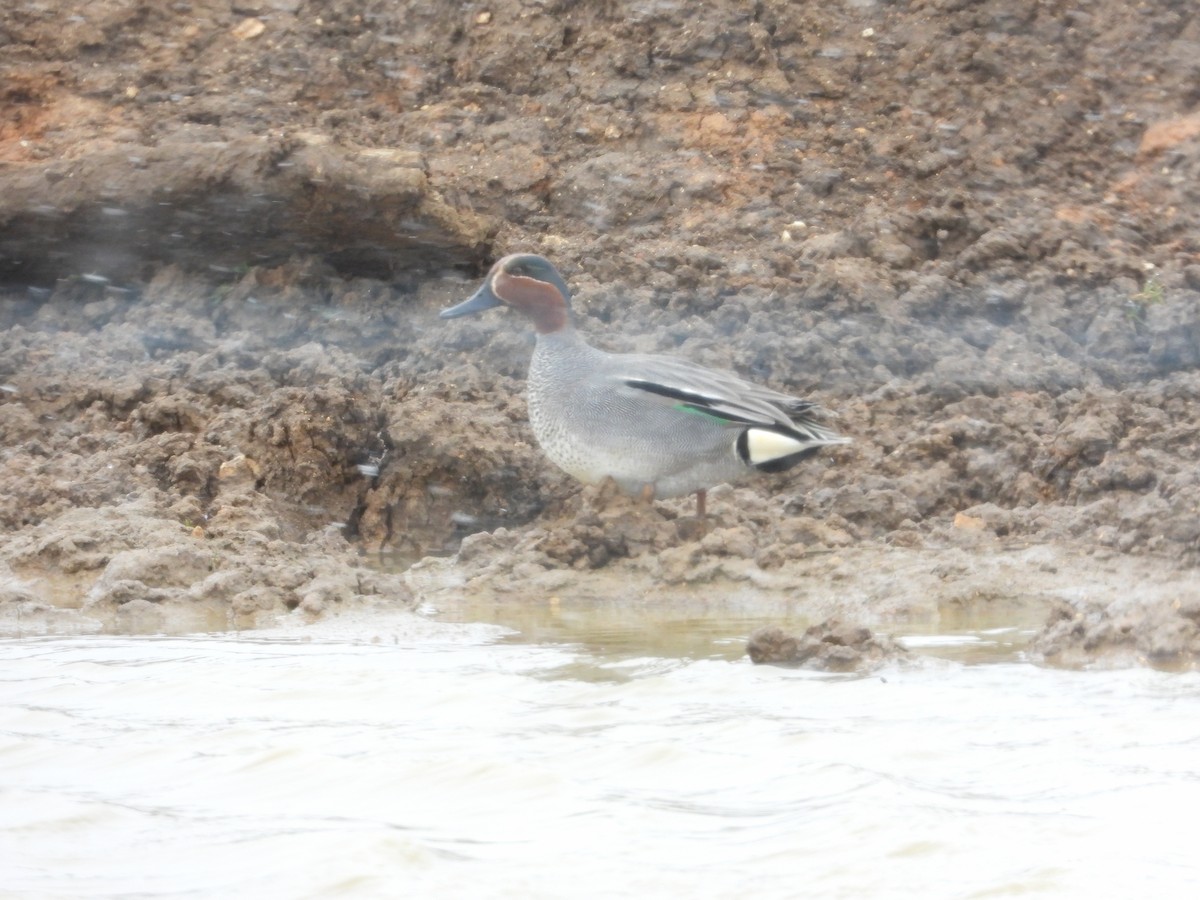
[{"xmin": 3, "ymin": 610, "xmax": 1199, "ymax": 898}]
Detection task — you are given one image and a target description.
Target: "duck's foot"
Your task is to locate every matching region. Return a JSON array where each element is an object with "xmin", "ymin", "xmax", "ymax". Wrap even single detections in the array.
[
  {"xmin": 675, "ymin": 516, "xmax": 710, "ymax": 541},
  {"xmin": 670, "ymin": 489, "xmax": 711, "ymax": 541}
]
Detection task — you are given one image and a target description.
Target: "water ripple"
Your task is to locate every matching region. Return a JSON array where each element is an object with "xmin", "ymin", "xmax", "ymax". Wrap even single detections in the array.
[{"xmin": 2, "ymin": 629, "xmax": 1199, "ymax": 897}]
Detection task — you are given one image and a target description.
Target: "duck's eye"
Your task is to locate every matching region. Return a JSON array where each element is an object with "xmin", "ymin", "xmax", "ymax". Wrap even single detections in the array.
[{"xmin": 509, "ymin": 261, "xmax": 540, "ymax": 279}]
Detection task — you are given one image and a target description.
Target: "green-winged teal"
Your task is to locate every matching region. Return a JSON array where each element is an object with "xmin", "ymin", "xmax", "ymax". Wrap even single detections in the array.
[{"xmin": 441, "ymin": 253, "xmax": 848, "ymax": 516}]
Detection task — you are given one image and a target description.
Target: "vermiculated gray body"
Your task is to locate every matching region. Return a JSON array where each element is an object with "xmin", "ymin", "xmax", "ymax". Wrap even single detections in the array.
[{"xmin": 527, "ymin": 329, "xmax": 835, "ymax": 499}]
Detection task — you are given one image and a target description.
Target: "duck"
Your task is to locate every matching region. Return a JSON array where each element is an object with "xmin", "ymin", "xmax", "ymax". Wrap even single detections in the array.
[{"xmin": 440, "ymin": 253, "xmax": 848, "ymax": 516}]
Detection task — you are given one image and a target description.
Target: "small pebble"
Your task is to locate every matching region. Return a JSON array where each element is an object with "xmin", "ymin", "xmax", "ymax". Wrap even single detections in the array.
[{"xmin": 232, "ymin": 18, "xmax": 266, "ymax": 41}]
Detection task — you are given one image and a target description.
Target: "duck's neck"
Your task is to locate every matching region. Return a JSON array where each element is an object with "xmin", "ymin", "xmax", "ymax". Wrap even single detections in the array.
[
  {"xmin": 535, "ymin": 323, "xmax": 589, "ymax": 349},
  {"xmin": 529, "ymin": 308, "xmax": 570, "ymax": 335}
]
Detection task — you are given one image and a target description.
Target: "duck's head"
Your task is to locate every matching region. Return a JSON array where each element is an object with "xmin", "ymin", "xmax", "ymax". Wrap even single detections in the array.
[{"xmin": 440, "ymin": 253, "xmax": 571, "ymax": 334}]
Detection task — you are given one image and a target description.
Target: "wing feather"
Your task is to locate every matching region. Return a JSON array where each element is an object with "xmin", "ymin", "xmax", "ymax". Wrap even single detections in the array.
[{"xmin": 613, "ymin": 355, "xmax": 845, "ymax": 444}]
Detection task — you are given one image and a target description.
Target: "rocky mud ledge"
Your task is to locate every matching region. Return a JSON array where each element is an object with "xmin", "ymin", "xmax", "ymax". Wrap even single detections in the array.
[{"xmin": 2, "ymin": 1, "xmax": 1199, "ymax": 667}]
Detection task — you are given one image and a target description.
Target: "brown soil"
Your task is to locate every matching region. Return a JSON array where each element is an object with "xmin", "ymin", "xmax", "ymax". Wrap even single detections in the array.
[
  {"xmin": 747, "ymin": 621, "xmax": 909, "ymax": 672},
  {"xmin": 2, "ymin": 0, "xmax": 1199, "ymax": 667}
]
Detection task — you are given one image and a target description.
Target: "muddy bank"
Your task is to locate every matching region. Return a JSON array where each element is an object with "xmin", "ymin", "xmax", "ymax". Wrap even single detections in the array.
[
  {"xmin": 402, "ymin": 490, "xmax": 1200, "ymax": 669},
  {"xmin": 2, "ymin": 0, "xmax": 1199, "ymax": 666}
]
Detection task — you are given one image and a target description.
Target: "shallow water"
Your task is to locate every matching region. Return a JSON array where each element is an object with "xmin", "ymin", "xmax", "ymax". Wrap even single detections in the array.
[
  {"xmin": 3, "ymin": 612, "xmax": 1200, "ymax": 899},
  {"xmin": 423, "ymin": 591, "xmax": 1045, "ymax": 668}
]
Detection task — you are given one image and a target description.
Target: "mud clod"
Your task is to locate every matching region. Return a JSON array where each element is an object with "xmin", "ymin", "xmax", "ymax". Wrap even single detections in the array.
[{"xmin": 747, "ymin": 622, "xmax": 909, "ymax": 673}]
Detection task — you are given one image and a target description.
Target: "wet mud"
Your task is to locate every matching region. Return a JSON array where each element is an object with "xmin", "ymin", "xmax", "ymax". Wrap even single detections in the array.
[
  {"xmin": 2, "ymin": 0, "xmax": 1199, "ymax": 667},
  {"xmin": 746, "ymin": 622, "xmax": 909, "ymax": 672}
]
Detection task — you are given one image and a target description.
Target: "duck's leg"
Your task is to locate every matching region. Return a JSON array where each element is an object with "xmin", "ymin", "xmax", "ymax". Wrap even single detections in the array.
[{"xmin": 695, "ymin": 488, "xmax": 707, "ymax": 518}]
